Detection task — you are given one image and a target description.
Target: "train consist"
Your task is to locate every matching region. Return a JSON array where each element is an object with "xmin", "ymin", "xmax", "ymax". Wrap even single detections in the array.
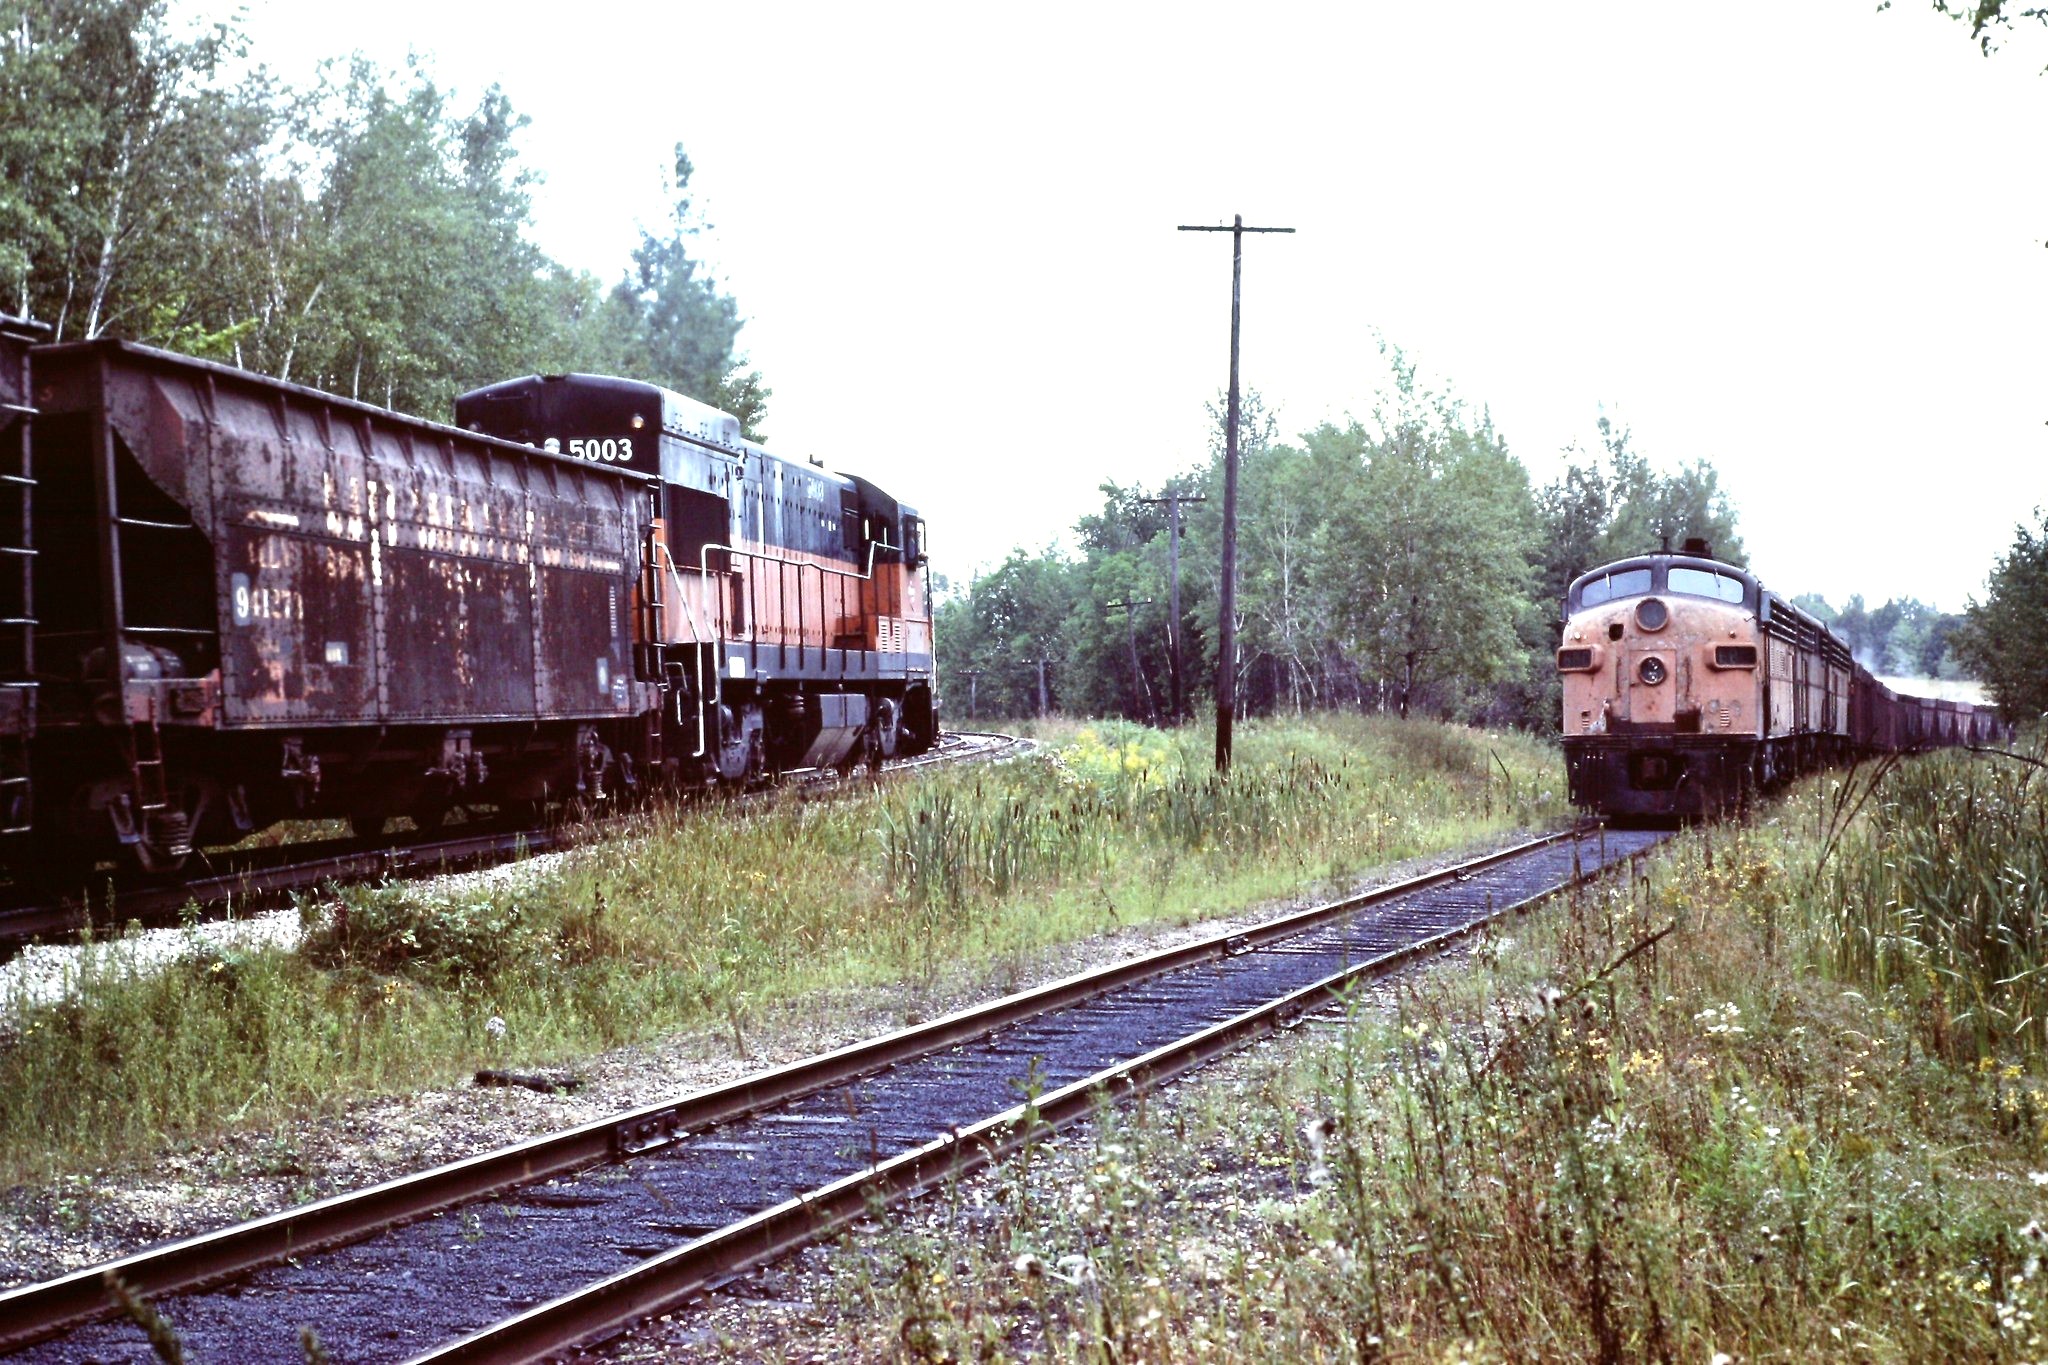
[
  {"xmin": 0, "ymin": 321, "xmax": 934, "ymax": 881},
  {"xmin": 1558, "ymin": 539, "xmax": 2005, "ymax": 818}
]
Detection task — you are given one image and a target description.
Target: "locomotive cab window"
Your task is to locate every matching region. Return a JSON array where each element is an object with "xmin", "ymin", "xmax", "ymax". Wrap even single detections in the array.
[{"xmin": 1578, "ymin": 567, "xmax": 1652, "ymax": 608}]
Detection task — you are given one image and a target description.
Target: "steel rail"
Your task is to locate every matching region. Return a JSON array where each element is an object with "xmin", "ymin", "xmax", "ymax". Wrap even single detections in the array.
[
  {"xmin": 0, "ymin": 731, "xmax": 1020, "ymax": 947},
  {"xmin": 0, "ymin": 823, "xmax": 573, "ymax": 945},
  {"xmin": 415, "ymin": 832, "xmax": 1656, "ymax": 1364},
  {"xmin": 0, "ymin": 823, "xmax": 1593, "ymax": 1352}
]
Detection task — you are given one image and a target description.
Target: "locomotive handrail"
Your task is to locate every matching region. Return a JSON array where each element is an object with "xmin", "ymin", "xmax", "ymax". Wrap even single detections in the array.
[{"xmin": 665, "ymin": 541, "xmax": 884, "ymax": 765}]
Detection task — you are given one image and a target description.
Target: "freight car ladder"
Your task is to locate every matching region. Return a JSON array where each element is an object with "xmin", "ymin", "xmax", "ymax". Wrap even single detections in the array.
[{"xmin": 0, "ymin": 319, "xmax": 42, "ymax": 838}]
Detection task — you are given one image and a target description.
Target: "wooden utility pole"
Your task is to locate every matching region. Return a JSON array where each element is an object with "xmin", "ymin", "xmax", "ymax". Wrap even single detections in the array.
[
  {"xmin": 1178, "ymin": 215, "xmax": 1294, "ymax": 771},
  {"xmin": 1033, "ymin": 658, "xmax": 1051, "ymax": 717},
  {"xmin": 1138, "ymin": 493, "xmax": 1205, "ymax": 723},
  {"xmin": 1103, "ymin": 599, "xmax": 1158, "ymax": 725},
  {"xmin": 960, "ymin": 668, "xmax": 983, "ymax": 722}
]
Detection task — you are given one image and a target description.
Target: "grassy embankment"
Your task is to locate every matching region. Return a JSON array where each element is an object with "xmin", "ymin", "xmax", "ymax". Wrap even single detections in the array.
[
  {"xmin": 811, "ymin": 739, "xmax": 2048, "ymax": 1362},
  {"xmin": 0, "ymin": 715, "xmax": 1566, "ymax": 1186}
]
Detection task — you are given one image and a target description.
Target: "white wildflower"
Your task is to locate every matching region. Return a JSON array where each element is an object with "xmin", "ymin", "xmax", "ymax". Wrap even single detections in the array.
[
  {"xmin": 485, "ymin": 1015, "xmax": 507, "ymax": 1040},
  {"xmin": 1051, "ymin": 1253, "xmax": 1095, "ymax": 1286},
  {"xmin": 1695, "ymin": 1003, "xmax": 1746, "ymax": 1037}
]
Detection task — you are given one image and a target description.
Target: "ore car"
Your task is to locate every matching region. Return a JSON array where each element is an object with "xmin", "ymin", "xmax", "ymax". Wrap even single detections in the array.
[
  {"xmin": 9, "ymin": 337, "xmax": 934, "ymax": 881},
  {"xmin": 1558, "ymin": 538, "xmax": 2005, "ymax": 819}
]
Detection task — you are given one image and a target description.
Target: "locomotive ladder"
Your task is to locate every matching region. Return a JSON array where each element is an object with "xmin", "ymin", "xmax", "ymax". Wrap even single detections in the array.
[{"xmin": 0, "ymin": 323, "xmax": 40, "ymax": 837}]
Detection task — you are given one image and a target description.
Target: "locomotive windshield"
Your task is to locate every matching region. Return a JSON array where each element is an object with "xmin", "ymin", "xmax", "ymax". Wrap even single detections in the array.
[
  {"xmin": 1578, "ymin": 567, "xmax": 1652, "ymax": 608},
  {"xmin": 1668, "ymin": 566, "xmax": 1746, "ymax": 603}
]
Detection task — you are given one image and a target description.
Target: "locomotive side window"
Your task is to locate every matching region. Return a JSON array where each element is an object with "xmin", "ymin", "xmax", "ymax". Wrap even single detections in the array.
[
  {"xmin": 1669, "ymin": 567, "xmax": 1745, "ymax": 603},
  {"xmin": 665, "ymin": 485, "xmax": 731, "ymax": 571},
  {"xmin": 841, "ymin": 488, "xmax": 862, "ymax": 553}
]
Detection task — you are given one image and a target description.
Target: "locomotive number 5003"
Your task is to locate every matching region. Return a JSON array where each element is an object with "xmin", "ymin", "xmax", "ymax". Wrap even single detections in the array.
[{"xmin": 564, "ymin": 437, "xmax": 634, "ymax": 463}]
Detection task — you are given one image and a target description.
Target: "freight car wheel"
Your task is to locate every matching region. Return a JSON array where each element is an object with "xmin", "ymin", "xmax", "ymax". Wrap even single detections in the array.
[
  {"xmin": 349, "ymin": 805, "xmax": 393, "ymax": 841},
  {"xmin": 20, "ymin": 836, "xmax": 98, "ymax": 900},
  {"xmin": 409, "ymin": 797, "xmax": 453, "ymax": 833}
]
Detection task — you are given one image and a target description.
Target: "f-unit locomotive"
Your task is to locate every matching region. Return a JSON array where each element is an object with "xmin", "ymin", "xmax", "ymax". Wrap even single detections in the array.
[
  {"xmin": 0, "ymin": 319, "xmax": 935, "ymax": 882},
  {"xmin": 1557, "ymin": 539, "xmax": 2005, "ymax": 818}
]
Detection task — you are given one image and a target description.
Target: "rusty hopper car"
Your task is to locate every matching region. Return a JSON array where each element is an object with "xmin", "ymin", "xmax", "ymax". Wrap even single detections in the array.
[
  {"xmin": 1557, "ymin": 539, "xmax": 2007, "ymax": 819},
  {"xmin": 454, "ymin": 372, "xmax": 937, "ymax": 785},
  {"xmin": 19, "ymin": 341, "xmax": 934, "ymax": 880},
  {"xmin": 27, "ymin": 340, "xmax": 663, "ymax": 874}
]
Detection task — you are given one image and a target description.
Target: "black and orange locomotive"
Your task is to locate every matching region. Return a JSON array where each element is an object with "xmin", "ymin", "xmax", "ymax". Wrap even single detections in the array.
[{"xmin": 0, "ymin": 320, "xmax": 935, "ymax": 880}]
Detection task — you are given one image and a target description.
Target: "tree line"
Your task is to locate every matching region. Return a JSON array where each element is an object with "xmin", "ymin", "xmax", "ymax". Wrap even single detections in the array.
[
  {"xmin": 936, "ymin": 350, "xmax": 1745, "ymax": 730},
  {"xmin": 939, "ymin": 353, "xmax": 2045, "ymax": 729},
  {"xmin": 1787, "ymin": 593, "xmax": 1970, "ymax": 679},
  {"xmin": 0, "ymin": 0, "xmax": 763, "ymax": 429},
  {"xmin": 1955, "ymin": 509, "xmax": 2048, "ymax": 721}
]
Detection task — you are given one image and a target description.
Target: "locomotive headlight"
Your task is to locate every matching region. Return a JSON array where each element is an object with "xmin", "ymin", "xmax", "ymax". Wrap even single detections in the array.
[
  {"xmin": 1634, "ymin": 597, "xmax": 1670, "ymax": 631},
  {"xmin": 1638, "ymin": 656, "xmax": 1668, "ymax": 685}
]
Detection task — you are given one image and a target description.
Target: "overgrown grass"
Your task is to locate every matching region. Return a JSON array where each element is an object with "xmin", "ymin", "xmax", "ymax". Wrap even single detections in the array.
[
  {"xmin": 0, "ymin": 715, "xmax": 1566, "ymax": 1185},
  {"xmin": 1806, "ymin": 746, "xmax": 2048, "ymax": 1066},
  {"xmin": 806, "ymin": 737, "xmax": 2048, "ymax": 1362}
]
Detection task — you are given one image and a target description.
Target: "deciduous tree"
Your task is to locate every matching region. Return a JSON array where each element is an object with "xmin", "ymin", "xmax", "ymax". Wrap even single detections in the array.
[{"xmin": 1955, "ymin": 509, "xmax": 2048, "ymax": 720}]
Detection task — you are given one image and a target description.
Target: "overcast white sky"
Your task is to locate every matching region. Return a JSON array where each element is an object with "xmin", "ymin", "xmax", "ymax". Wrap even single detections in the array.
[{"xmin": 197, "ymin": 0, "xmax": 2045, "ymax": 613}]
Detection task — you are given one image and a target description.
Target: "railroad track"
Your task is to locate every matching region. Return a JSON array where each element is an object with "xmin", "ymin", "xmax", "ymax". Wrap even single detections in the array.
[
  {"xmin": 0, "ymin": 823, "xmax": 1663, "ymax": 1364},
  {"xmin": 0, "ymin": 730, "xmax": 1030, "ymax": 948}
]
